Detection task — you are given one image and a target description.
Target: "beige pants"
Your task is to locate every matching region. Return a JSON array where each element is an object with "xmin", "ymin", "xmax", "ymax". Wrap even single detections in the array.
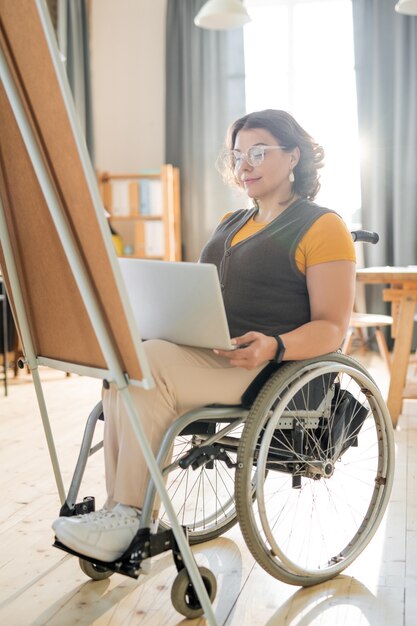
[{"xmin": 102, "ymin": 339, "xmax": 265, "ymax": 509}]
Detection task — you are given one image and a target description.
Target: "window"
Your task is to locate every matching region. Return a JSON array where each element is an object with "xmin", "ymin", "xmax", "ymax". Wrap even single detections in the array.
[{"xmin": 244, "ymin": 0, "xmax": 361, "ymax": 227}]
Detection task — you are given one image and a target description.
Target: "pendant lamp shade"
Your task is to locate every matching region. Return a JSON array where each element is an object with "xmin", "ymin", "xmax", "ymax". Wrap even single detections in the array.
[
  {"xmin": 395, "ymin": 0, "xmax": 417, "ymax": 15},
  {"xmin": 194, "ymin": 0, "xmax": 251, "ymax": 30}
]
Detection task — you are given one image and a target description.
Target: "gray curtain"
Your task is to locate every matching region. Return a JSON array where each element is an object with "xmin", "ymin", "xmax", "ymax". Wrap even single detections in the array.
[
  {"xmin": 352, "ymin": 0, "xmax": 417, "ymax": 272},
  {"xmin": 165, "ymin": 0, "xmax": 246, "ymax": 261},
  {"xmin": 58, "ymin": 0, "xmax": 94, "ymax": 161}
]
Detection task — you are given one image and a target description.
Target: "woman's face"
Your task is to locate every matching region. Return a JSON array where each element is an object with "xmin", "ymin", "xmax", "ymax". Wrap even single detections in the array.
[{"xmin": 233, "ymin": 127, "xmax": 298, "ymax": 203}]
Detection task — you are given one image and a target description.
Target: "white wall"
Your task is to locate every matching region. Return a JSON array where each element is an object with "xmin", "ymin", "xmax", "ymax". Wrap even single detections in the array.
[{"xmin": 90, "ymin": 0, "xmax": 167, "ymax": 172}]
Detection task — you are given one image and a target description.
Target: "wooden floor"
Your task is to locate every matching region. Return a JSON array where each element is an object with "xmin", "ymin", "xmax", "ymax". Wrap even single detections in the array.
[{"xmin": 0, "ymin": 352, "xmax": 416, "ymax": 626}]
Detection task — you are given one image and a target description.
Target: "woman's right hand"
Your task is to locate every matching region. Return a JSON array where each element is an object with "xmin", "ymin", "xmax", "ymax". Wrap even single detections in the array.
[{"xmin": 214, "ymin": 331, "xmax": 277, "ymax": 370}]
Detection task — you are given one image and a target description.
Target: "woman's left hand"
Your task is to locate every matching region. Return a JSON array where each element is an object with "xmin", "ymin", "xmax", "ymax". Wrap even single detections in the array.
[{"xmin": 214, "ymin": 331, "xmax": 277, "ymax": 370}]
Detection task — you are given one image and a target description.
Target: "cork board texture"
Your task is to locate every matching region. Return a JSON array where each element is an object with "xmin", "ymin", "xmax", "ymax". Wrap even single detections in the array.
[{"xmin": 0, "ymin": 0, "xmax": 145, "ymax": 381}]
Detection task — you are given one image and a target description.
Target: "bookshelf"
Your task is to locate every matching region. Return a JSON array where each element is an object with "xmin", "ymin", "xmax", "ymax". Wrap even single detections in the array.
[{"xmin": 98, "ymin": 164, "xmax": 181, "ymax": 261}]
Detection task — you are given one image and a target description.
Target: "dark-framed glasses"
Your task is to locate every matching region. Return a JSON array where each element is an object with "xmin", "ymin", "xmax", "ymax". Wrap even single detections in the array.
[{"xmin": 228, "ymin": 145, "xmax": 287, "ymax": 170}]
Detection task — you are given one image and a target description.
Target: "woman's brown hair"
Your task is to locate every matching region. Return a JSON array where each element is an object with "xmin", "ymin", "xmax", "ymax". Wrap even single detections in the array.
[{"xmin": 223, "ymin": 109, "xmax": 324, "ymax": 201}]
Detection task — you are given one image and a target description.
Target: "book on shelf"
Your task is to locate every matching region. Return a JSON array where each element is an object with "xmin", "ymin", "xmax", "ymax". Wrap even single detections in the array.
[
  {"xmin": 111, "ymin": 180, "xmax": 130, "ymax": 216},
  {"xmin": 139, "ymin": 179, "xmax": 163, "ymax": 216},
  {"xmin": 144, "ymin": 220, "xmax": 164, "ymax": 257}
]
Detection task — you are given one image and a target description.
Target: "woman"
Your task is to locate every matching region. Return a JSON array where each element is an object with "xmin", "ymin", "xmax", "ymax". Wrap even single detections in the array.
[{"xmin": 52, "ymin": 110, "xmax": 356, "ymax": 562}]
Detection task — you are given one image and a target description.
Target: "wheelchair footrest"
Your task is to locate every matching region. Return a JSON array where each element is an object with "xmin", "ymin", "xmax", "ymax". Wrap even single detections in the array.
[
  {"xmin": 53, "ymin": 526, "xmax": 185, "ymax": 580},
  {"xmin": 59, "ymin": 496, "xmax": 95, "ymax": 518}
]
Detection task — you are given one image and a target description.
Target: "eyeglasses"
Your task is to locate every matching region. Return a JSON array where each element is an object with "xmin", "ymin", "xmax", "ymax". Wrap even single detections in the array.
[{"xmin": 227, "ymin": 145, "xmax": 287, "ymax": 171}]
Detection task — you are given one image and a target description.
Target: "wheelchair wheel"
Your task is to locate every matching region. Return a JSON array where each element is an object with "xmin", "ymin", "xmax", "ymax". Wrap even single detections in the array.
[
  {"xmin": 235, "ymin": 353, "xmax": 395, "ymax": 586},
  {"xmin": 158, "ymin": 417, "xmax": 250, "ymax": 544},
  {"xmin": 171, "ymin": 566, "xmax": 217, "ymax": 619},
  {"xmin": 79, "ymin": 558, "xmax": 113, "ymax": 580}
]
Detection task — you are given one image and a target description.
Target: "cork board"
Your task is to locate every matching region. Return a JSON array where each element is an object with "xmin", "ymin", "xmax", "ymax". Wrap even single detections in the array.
[{"xmin": 0, "ymin": 0, "xmax": 146, "ymax": 381}]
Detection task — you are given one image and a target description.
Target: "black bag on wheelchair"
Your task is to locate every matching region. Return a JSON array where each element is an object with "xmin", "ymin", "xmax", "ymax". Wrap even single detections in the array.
[
  {"xmin": 318, "ymin": 383, "xmax": 369, "ymax": 456},
  {"xmin": 260, "ymin": 377, "xmax": 369, "ymax": 473}
]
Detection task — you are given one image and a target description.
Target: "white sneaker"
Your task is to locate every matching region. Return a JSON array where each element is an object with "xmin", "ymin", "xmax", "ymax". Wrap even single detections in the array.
[{"xmin": 52, "ymin": 503, "xmax": 141, "ymax": 562}]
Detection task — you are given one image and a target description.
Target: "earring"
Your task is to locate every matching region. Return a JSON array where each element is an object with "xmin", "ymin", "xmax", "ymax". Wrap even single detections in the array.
[{"xmin": 289, "ymin": 170, "xmax": 295, "ymax": 183}]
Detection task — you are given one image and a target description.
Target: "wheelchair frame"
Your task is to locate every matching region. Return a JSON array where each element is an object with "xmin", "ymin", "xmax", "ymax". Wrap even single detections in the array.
[{"xmin": 60, "ymin": 350, "xmax": 394, "ymax": 608}]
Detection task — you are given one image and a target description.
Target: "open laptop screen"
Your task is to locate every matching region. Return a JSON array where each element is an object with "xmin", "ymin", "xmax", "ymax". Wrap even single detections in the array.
[{"xmin": 118, "ymin": 259, "xmax": 234, "ymax": 350}]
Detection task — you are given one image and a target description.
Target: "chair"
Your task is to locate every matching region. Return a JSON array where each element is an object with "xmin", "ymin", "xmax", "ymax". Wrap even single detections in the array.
[{"xmin": 342, "ymin": 311, "xmax": 393, "ymax": 371}]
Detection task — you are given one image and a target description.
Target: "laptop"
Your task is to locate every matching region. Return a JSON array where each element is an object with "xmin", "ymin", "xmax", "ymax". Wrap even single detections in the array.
[{"xmin": 118, "ymin": 258, "xmax": 235, "ymax": 350}]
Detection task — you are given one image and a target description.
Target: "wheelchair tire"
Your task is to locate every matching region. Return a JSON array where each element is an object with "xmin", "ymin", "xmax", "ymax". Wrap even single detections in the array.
[
  {"xmin": 171, "ymin": 566, "xmax": 217, "ymax": 619},
  {"xmin": 79, "ymin": 558, "xmax": 113, "ymax": 580},
  {"xmin": 235, "ymin": 353, "xmax": 395, "ymax": 586}
]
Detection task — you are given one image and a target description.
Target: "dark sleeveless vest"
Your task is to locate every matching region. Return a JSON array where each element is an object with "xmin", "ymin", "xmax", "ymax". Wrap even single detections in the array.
[{"xmin": 199, "ymin": 198, "xmax": 334, "ymax": 338}]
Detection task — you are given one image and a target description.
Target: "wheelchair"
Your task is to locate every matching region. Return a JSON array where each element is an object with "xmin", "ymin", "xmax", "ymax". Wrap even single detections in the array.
[{"xmin": 55, "ymin": 349, "xmax": 394, "ymax": 617}]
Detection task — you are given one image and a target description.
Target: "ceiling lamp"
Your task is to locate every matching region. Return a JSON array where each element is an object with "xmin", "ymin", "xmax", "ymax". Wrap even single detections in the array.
[
  {"xmin": 395, "ymin": 0, "xmax": 417, "ymax": 15},
  {"xmin": 194, "ymin": 0, "xmax": 251, "ymax": 30}
]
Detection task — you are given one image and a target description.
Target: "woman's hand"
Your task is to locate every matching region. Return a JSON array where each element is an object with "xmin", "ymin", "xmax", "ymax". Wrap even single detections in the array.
[{"xmin": 214, "ymin": 331, "xmax": 277, "ymax": 370}]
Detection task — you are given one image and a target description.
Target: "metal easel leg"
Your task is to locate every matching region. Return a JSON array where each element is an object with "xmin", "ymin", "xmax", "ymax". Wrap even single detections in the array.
[
  {"xmin": 30, "ymin": 365, "xmax": 66, "ymax": 504},
  {"xmin": 119, "ymin": 386, "xmax": 218, "ymax": 626}
]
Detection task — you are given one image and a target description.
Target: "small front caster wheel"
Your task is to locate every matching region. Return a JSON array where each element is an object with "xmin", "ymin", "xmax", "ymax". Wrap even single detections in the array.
[
  {"xmin": 79, "ymin": 558, "xmax": 113, "ymax": 581},
  {"xmin": 171, "ymin": 566, "xmax": 217, "ymax": 619}
]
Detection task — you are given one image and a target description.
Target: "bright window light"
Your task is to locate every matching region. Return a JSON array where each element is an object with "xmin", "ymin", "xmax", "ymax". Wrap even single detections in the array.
[{"xmin": 244, "ymin": 0, "xmax": 361, "ymax": 227}]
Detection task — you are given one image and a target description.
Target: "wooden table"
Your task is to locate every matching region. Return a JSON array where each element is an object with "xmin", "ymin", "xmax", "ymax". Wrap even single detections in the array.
[{"xmin": 356, "ymin": 266, "xmax": 417, "ymax": 427}]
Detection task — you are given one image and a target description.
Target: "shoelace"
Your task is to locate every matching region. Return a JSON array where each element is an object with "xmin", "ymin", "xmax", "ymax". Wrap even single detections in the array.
[
  {"xmin": 78, "ymin": 509, "xmax": 139, "ymax": 528},
  {"xmin": 77, "ymin": 509, "xmax": 113, "ymax": 522}
]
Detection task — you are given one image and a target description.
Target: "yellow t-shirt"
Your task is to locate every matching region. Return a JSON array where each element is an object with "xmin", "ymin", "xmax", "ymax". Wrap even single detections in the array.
[{"xmin": 226, "ymin": 212, "xmax": 356, "ymax": 274}]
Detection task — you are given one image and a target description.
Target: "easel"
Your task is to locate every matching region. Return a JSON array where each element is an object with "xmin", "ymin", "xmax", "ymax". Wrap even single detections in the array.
[{"xmin": 0, "ymin": 1, "xmax": 216, "ymax": 622}]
